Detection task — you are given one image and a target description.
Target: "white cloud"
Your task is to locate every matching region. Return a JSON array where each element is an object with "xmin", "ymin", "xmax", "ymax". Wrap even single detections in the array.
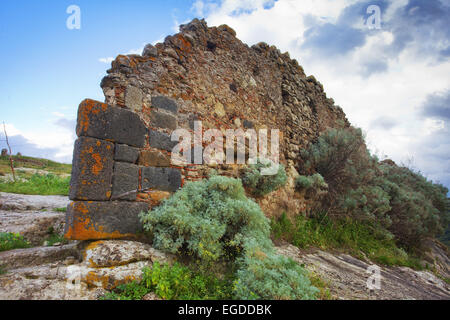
[
  {"xmin": 193, "ymin": 0, "xmax": 450, "ymax": 187},
  {"xmin": 99, "ymin": 57, "xmax": 114, "ymax": 64}
]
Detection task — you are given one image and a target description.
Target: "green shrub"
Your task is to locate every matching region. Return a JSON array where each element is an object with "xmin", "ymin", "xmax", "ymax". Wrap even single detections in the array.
[
  {"xmin": 140, "ymin": 175, "xmax": 269, "ymax": 265},
  {"xmin": 102, "ymin": 261, "xmax": 233, "ymax": 300},
  {"xmin": 0, "ymin": 173, "xmax": 70, "ymax": 196},
  {"xmin": 140, "ymin": 176, "xmax": 317, "ymax": 300},
  {"xmin": 242, "ymin": 158, "xmax": 287, "ymax": 196},
  {"xmin": 234, "ymin": 240, "xmax": 318, "ymax": 300},
  {"xmin": 0, "ymin": 232, "xmax": 30, "ymax": 252},
  {"xmin": 376, "ymin": 163, "xmax": 450, "ymax": 250},
  {"xmin": 295, "ymin": 174, "xmax": 328, "ymax": 199},
  {"xmin": 299, "ymin": 127, "xmax": 449, "ymax": 251},
  {"xmin": 101, "ymin": 281, "xmax": 149, "ymax": 301}
]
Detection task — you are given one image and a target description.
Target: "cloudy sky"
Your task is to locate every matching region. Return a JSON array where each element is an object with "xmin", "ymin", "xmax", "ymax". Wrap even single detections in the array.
[{"xmin": 1, "ymin": 0, "xmax": 449, "ymax": 189}]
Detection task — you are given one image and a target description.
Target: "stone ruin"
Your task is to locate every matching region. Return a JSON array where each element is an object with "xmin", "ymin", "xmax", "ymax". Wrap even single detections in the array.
[{"xmin": 64, "ymin": 19, "xmax": 349, "ymax": 241}]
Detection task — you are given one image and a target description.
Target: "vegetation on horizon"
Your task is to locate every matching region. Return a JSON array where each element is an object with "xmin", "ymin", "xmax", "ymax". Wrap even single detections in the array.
[
  {"xmin": 0, "ymin": 154, "xmax": 71, "ymax": 196},
  {"xmin": 0, "ymin": 155, "xmax": 71, "ymax": 176}
]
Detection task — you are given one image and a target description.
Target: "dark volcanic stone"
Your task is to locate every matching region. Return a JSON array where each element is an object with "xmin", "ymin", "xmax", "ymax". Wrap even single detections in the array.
[
  {"xmin": 69, "ymin": 137, "xmax": 114, "ymax": 201},
  {"xmin": 141, "ymin": 167, "xmax": 181, "ymax": 192},
  {"xmin": 114, "ymin": 144, "xmax": 139, "ymax": 163},
  {"xmin": 151, "ymin": 96, "xmax": 178, "ymax": 114},
  {"xmin": 243, "ymin": 120, "xmax": 254, "ymax": 129},
  {"xmin": 64, "ymin": 201, "xmax": 149, "ymax": 240},
  {"xmin": 111, "ymin": 162, "xmax": 139, "ymax": 200},
  {"xmin": 76, "ymin": 99, "xmax": 147, "ymax": 147},
  {"xmin": 149, "ymin": 130, "xmax": 177, "ymax": 152},
  {"xmin": 151, "ymin": 110, "xmax": 177, "ymax": 130}
]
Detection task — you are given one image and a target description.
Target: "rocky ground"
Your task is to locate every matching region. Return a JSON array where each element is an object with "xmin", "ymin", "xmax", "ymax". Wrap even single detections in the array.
[{"xmin": 0, "ymin": 192, "xmax": 449, "ymax": 300}]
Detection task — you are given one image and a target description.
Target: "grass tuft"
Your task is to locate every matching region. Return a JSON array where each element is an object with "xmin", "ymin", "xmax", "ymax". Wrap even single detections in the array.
[{"xmin": 271, "ymin": 212, "xmax": 423, "ymax": 270}]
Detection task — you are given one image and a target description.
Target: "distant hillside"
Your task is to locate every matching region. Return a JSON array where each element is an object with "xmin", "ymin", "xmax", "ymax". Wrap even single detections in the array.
[
  {"xmin": 0, "ymin": 155, "xmax": 71, "ymax": 196},
  {"xmin": 0, "ymin": 155, "xmax": 71, "ymax": 176}
]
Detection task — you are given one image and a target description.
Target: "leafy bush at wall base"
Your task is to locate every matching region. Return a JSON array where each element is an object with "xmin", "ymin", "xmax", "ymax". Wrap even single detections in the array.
[
  {"xmin": 139, "ymin": 176, "xmax": 318, "ymax": 300},
  {"xmin": 140, "ymin": 175, "xmax": 270, "ymax": 267},
  {"xmin": 101, "ymin": 261, "xmax": 233, "ymax": 300},
  {"xmin": 271, "ymin": 213, "xmax": 423, "ymax": 270},
  {"xmin": 242, "ymin": 158, "xmax": 287, "ymax": 197},
  {"xmin": 298, "ymin": 127, "xmax": 449, "ymax": 251},
  {"xmin": 376, "ymin": 162, "xmax": 450, "ymax": 251}
]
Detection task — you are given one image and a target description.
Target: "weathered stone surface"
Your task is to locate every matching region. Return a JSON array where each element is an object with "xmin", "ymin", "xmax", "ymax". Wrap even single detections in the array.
[
  {"xmin": 243, "ymin": 119, "xmax": 254, "ymax": 129},
  {"xmin": 83, "ymin": 240, "xmax": 173, "ymax": 268},
  {"xmin": 138, "ymin": 149, "xmax": 171, "ymax": 167},
  {"xmin": 114, "ymin": 144, "xmax": 139, "ymax": 163},
  {"xmin": 76, "ymin": 99, "xmax": 147, "ymax": 147},
  {"xmin": 125, "ymin": 85, "xmax": 143, "ymax": 112},
  {"xmin": 0, "ymin": 192, "xmax": 69, "ymax": 211},
  {"xmin": 0, "ymin": 209, "xmax": 65, "ymax": 246},
  {"xmin": 141, "ymin": 167, "xmax": 181, "ymax": 192},
  {"xmin": 0, "ymin": 239, "xmax": 174, "ymax": 300},
  {"xmin": 69, "ymin": 137, "xmax": 114, "ymax": 201},
  {"xmin": 142, "ymin": 44, "xmax": 158, "ymax": 57},
  {"xmin": 64, "ymin": 201, "xmax": 149, "ymax": 240},
  {"xmin": 0, "ymin": 243, "xmax": 80, "ymax": 270},
  {"xmin": 151, "ymin": 110, "xmax": 177, "ymax": 130},
  {"xmin": 149, "ymin": 130, "xmax": 177, "ymax": 152},
  {"xmin": 111, "ymin": 162, "xmax": 139, "ymax": 200},
  {"xmin": 276, "ymin": 244, "xmax": 450, "ymax": 300},
  {"xmin": 151, "ymin": 96, "xmax": 178, "ymax": 114}
]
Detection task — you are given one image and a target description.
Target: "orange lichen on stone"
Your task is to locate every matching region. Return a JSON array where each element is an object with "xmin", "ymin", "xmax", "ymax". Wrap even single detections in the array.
[
  {"xmin": 64, "ymin": 203, "xmax": 132, "ymax": 241},
  {"xmin": 148, "ymin": 190, "xmax": 171, "ymax": 203},
  {"xmin": 91, "ymin": 153, "xmax": 103, "ymax": 175},
  {"xmin": 77, "ymin": 99, "xmax": 108, "ymax": 136},
  {"xmin": 84, "ymin": 270, "xmax": 137, "ymax": 290}
]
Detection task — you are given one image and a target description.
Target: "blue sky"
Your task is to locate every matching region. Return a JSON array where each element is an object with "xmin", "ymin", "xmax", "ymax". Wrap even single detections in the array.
[{"xmin": 1, "ymin": 0, "xmax": 449, "ymax": 190}]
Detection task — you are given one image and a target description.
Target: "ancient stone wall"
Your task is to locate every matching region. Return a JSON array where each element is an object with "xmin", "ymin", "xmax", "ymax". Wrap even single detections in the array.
[{"xmin": 64, "ymin": 19, "xmax": 349, "ymax": 241}]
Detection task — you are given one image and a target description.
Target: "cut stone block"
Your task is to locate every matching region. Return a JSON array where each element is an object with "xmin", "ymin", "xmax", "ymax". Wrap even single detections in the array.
[
  {"xmin": 76, "ymin": 99, "xmax": 147, "ymax": 147},
  {"xmin": 138, "ymin": 150, "xmax": 171, "ymax": 167},
  {"xmin": 111, "ymin": 162, "xmax": 139, "ymax": 200},
  {"xmin": 125, "ymin": 86, "xmax": 143, "ymax": 112},
  {"xmin": 114, "ymin": 144, "xmax": 139, "ymax": 163},
  {"xmin": 151, "ymin": 96, "xmax": 178, "ymax": 114},
  {"xmin": 64, "ymin": 201, "xmax": 149, "ymax": 240},
  {"xmin": 69, "ymin": 137, "xmax": 114, "ymax": 201},
  {"xmin": 149, "ymin": 130, "xmax": 177, "ymax": 152},
  {"xmin": 141, "ymin": 167, "xmax": 181, "ymax": 192},
  {"xmin": 151, "ymin": 110, "xmax": 177, "ymax": 130}
]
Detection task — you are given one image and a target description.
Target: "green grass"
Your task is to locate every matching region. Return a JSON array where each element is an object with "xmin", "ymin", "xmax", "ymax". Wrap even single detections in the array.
[
  {"xmin": 0, "ymin": 155, "xmax": 71, "ymax": 176},
  {"xmin": 271, "ymin": 213, "xmax": 423, "ymax": 270},
  {"xmin": 0, "ymin": 266, "xmax": 6, "ymax": 275},
  {"xmin": 0, "ymin": 173, "xmax": 70, "ymax": 196},
  {"xmin": 0, "ymin": 232, "xmax": 31, "ymax": 252},
  {"xmin": 54, "ymin": 207, "xmax": 67, "ymax": 212},
  {"xmin": 44, "ymin": 233, "xmax": 68, "ymax": 246},
  {"xmin": 308, "ymin": 271, "xmax": 334, "ymax": 300},
  {"xmin": 101, "ymin": 261, "xmax": 234, "ymax": 300}
]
